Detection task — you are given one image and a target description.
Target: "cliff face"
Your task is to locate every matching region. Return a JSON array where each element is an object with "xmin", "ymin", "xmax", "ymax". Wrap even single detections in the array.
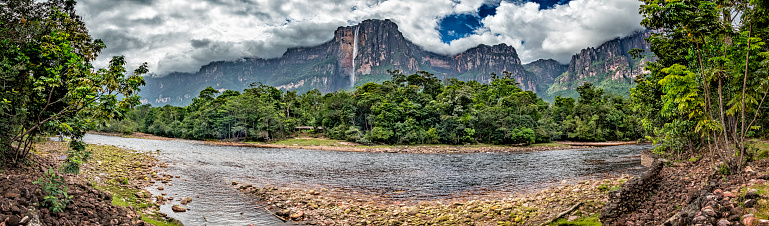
[
  {"xmin": 140, "ymin": 19, "xmax": 528, "ymax": 106},
  {"xmin": 522, "ymin": 59, "xmax": 567, "ymax": 93},
  {"xmin": 139, "ymin": 19, "xmax": 653, "ymax": 106},
  {"xmin": 546, "ymin": 31, "xmax": 655, "ymax": 99}
]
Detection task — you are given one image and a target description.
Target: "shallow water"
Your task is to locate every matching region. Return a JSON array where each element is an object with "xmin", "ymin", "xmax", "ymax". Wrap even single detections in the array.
[{"xmin": 82, "ymin": 134, "xmax": 651, "ymax": 225}]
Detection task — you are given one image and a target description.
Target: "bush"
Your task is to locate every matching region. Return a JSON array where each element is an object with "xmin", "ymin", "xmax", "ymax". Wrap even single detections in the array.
[
  {"xmin": 509, "ymin": 127, "xmax": 536, "ymax": 144},
  {"xmin": 33, "ymin": 167, "xmax": 71, "ymax": 213},
  {"xmin": 61, "ymin": 141, "xmax": 90, "ymax": 175},
  {"xmin": 367, "ymin": 127, "xmax": 393, "ymax": 143}
]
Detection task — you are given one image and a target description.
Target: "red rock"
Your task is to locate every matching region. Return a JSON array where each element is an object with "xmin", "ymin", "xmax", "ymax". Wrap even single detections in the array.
[{"xmin": 743, "ymin": 216, "xmax": 758, "ymax": 226}]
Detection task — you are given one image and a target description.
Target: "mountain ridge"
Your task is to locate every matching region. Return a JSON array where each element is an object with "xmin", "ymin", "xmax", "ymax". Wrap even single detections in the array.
[{"xmin": 139, "ymin": 19, "xmax": 651, "ymax": 106}]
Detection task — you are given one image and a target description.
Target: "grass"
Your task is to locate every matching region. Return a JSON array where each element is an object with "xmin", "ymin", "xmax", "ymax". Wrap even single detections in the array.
[
  {"xmin": 83, "ymin": 144, "xmax": 183, "ymax": 226},
  {"xmin": 596, "ymin": 178, "xmax": 627, "ymax": 192},
  {"xmin": 549, "ymin": 214, "xmax": 602, "ymax": 226},
  {"xmin": 750, "ymin": 139, "xmax": 769, "ymax": 160},
  {"xmin": 740, "ymin": 183, "xmax": 769, "ymax": 219}
]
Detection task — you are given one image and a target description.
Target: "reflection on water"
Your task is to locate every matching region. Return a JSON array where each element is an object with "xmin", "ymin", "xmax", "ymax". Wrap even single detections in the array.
[{"xmin": 82, "ymin": 134, "xmax": 650, "ymax": 225}]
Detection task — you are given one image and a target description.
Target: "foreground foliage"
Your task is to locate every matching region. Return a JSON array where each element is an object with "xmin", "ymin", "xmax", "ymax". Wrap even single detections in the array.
[
  {"xmin": 0, "ymin": 0, "xmax": 146, "ymax": 165},
  {"xmin": 633, "ymin": 0, "xmax": 769, "ymax": 172}
]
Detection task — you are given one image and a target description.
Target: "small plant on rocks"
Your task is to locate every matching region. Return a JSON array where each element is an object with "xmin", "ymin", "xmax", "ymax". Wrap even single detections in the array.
[
  {"xmin": 34, "ymin": 167, "xmax": 72, "ymax": 213},
  {"xmin": 61, "ymin": 140, "xmax": 91, "ymax": 175}
]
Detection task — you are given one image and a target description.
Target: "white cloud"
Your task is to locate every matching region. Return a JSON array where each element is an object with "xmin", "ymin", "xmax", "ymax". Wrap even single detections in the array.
[{"xmin": 75, "ymin": 0, "xmax": 642, "ymax": 76}]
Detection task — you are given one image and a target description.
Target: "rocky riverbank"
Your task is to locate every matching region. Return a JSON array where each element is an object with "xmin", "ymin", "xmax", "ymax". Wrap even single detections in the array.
[
  {"xmin": 21, "ymin": 140, "xmax": 183, "ymax": 226},
  {"xmin": 610, "ymin": 155, "xmax": 769, "ymax": 225},
  {"xmin": 0, "ymin": 141, "xmax": 150, "ymax": 226},
  {"xmin": 91, "ymin": 132, "xmax": 617, "ymax": 154},
  {"xmin": 236, "ymin": 176, "xmax": 630, "ymax": 225}
]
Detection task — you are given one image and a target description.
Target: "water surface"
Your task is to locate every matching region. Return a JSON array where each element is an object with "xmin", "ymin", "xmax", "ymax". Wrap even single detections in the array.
[{"xmin": 82, "ymin": 134, "xmax": 650, "ymax": 225}]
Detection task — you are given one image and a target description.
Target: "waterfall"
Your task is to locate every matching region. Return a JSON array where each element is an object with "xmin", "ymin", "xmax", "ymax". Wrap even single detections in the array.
[{"xmin": 351, "ymin": 26, "xmax": 359, "ymax": 88}]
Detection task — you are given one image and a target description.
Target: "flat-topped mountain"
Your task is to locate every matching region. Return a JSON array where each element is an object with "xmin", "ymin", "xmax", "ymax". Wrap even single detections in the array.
[{"xmin": 139, "ymin": 19, "xmax": 653, "ymax": 106}]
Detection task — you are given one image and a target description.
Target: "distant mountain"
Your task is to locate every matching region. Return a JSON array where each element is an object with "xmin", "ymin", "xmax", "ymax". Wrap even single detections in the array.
[
  {"xmin": 545, "ymin": 31, "xmax": 654, "ymax": 100},
  {"xmin": 522, "ymin": 59, "xmax": 568, "ymax": 94},
  {"xmin": 139, "ymin": 19, "xmax": 528, "ymax": 106},
  {"xmin": 138, "ymin": 19, "xmax": 653, "ymax": 106}
]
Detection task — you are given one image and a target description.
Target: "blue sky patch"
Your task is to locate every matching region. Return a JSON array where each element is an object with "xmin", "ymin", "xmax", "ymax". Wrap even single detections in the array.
[{"xmin": 438, "ymin": 0, "xmax": 572, "ymax": 43}]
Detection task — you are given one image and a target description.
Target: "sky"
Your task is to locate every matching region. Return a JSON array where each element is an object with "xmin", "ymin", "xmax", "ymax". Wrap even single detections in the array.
[{"xmin": 74, "ymin": 0, "xmax": 644, "ymax": 76}]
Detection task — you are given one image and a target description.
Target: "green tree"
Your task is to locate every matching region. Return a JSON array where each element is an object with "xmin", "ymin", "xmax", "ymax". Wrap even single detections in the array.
[
  {"xmin": 635, "ymin": 0, "xmax": 769, "ymax": 172},
  {"xmin": 0, "ymin": 0, "xmax": 146, "ymax": 165}
]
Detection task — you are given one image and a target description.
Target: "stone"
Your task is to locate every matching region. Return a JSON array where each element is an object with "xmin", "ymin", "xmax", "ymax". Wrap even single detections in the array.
[
  {"xmin": 744, "ymin": 199, "xmax": 757, "ymax": 208},
  {"xmin": 232, "ymin": 181, "xmax": 238, "ymax": 185},
  {"xmin": 567, "ymin": 215, "xmax": 579, "ymax": 221},
  {"xmin": 18, "ymin": 216, "xmax": 29, "ymax": 225},
  {"xmin": 743, "ymin": 216, "xmax": 758, "ymax": 226},
  {"xmin": 171, "ymin": 205, "xmax": 186, "ymax": 212},
  {"xmin": 745, "ymin": 189, "xmax": 759, "ymax": 199},
  {"xmin": 758, "ymin": 220, "xmax": 769, "ymax": 226},
  {"xmin": 745, "ymin": 166, "xmax": 755, "ymax": 173},
  {"xmin": 134, "ymin": 192, "xmax": 145, "ymax": 199},
  {"xmin": 290, "ymin": 211, "xmax": 304, "ymax": 220},
  {"xmin": 724, "ymin": 192, "xmax": 736, "ymax": 198},
  {"xmin": 276, "ymin": 209, "xmax": 290, "ymax": 217},
  {"xmin": 693, "ymin": 215, "xmax": 708, "ymax": 223},
  {"xmin": 3, "ymin": 192, "xmax": 20, "ymax": 198},
  {"xmin": 157, "ymin": 186, "xmax": 164, "ymax": 191},
  {"xmin": 718, "ymin": 219, "xmax": 732, "ymax": 226}
]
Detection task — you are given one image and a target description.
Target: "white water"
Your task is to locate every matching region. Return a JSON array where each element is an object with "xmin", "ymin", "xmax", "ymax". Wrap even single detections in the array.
[{"xmin": 351, "ymin": 26, "xmax": 359, "ymax": 88}]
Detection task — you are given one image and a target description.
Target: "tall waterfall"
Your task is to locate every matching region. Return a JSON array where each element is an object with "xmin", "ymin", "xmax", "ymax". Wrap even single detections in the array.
[{"xmin": 351, "ymin": 26, "xmax": 359, "ymax": 88}]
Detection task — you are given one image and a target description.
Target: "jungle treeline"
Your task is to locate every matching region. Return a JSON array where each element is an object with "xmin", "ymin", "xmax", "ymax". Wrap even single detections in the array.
[{"xmin": 100, "ymin": 71, "xmax": 644, "ymax": 145}]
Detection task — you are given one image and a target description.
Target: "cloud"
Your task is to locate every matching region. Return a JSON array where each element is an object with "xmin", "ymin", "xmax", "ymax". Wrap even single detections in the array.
[{"xmin": 75, "ymin": 0, "xmax": 642, "ymax": 76}]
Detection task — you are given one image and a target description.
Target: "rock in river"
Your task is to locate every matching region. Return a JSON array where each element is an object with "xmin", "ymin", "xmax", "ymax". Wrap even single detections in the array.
[{"xmin": 172, "ymin": 205, "xmax": 187, "ymax": 212}]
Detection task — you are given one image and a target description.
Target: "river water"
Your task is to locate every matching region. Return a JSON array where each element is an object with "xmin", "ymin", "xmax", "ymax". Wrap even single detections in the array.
[{"xmin": 82, "ymin": 134, "xmax": 651, "ymax": 225}]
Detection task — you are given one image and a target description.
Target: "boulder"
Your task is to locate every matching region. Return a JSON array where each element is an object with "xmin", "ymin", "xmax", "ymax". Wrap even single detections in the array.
[
  {"xmin": 290, "ymin": 211, "xmax": 304, "ymax": 220},
  {"xmin": 742, "ymin": 215, "xmax": 758, "ymax": 226},
  {"xmin": 744, "ymin": 199, "xmax": 756, "ymax": 208},
  {"xmin": 745, "ymin": 189, "xmax": 759, "ymax": 199},
  {"xmin": 718, "ymin": 219, "xmax": 732, "ymax": 226},
  {"xmin": 171, "ymin": 205, "xmax": 186, "ymax": 212}
]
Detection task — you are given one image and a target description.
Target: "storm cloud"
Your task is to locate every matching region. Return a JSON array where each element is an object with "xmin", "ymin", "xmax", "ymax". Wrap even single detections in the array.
[{"xmin": 75, "ymin": 0, "xmax": 643, "ymax": 76}]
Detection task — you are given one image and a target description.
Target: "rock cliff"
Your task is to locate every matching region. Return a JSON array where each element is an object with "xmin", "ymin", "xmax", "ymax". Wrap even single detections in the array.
[
  {"xmin": 140, "ymin": 19, "xmax": 528, "ymax": 106},
  {"xmin": 546, "ymin": 31, "xmax": 654, "ymax": 99}
]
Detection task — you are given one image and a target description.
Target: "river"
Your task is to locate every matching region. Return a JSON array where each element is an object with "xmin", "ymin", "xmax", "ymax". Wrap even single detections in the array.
[{"xmin": 82, "ymin": 134, "xmax": 651, "ymax": 225}]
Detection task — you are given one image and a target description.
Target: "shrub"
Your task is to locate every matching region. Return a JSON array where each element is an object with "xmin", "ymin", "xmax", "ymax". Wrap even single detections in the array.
[{"xmin": 33, "ymin": 167, "xmax": 71, "ymax": 213}]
